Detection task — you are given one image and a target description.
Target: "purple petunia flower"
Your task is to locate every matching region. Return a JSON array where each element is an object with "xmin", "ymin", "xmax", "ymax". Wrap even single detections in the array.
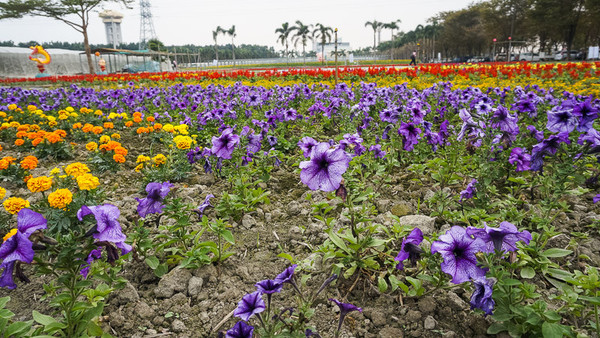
[
  {"xmin": 274, "ymin": 264, "xmax": 297, "ymax": 284},
  {"xmin": 369, "ymin": 144, "xmax": 387, "ymax": 159},
  {"xmin": 211, "ymin": 128, "xmax": 240, "ymax": 159},
  {"xmin": 0, "ymin": 209, "xmax": 47, "ymax": 289},
  {"xmin": 77, "ymin": 204, "xmax": 132, "ymax": 255},
  {"xmin": 226, "ymin": 321, "xmax": 254, "ymax": 338},
  {"xmin": 298, "ymin": 136, "xmax": 318, "ymax": 158},
  {"xmin": 135, "ymin": 182, "xmax": 174, "ymax": 218},
  {"xmin": 547, "ymin": 106, "xmax": 578, "ymax": 134},
  {"xmin": 395, "ymin": 228, "xmax": 424, "ymax": 270},
  {"xmin": 255, "ymin": 279, "xmax": 283, "ymax": 294},
  {"xmin": 233, "ymin": 291, "xmax": 266, "ymax": 322},
  {"xmin": 470, "ymin": 277, "xmax": 495, "ymax": 316},
  {"xmin": 466, "ymin": 222, "xmax": 531, "ymax": 253},
  {"xmin": 459, "ymin": 179, "xmax": 478, "ymax": 202},
  {"xmin": 80, "ymin": 248, "xmax": 103, "ymax": 278},
  {"xmin": 398, "ymin": 122, "xmax": 422, "ymax": 151},
  {"xmin": 329, "ymin": 298, "xmax": 362, "ymax": 336},
  {"xmin": 508, "ymin": 147, "xmax": 531, "ymax": 172},
  {"xmin": 196, "ymin": 194, "xmax": 215, "ymax": 219},
  {"xmin": 573, "ymin": 99, "xmax": 598, "ymax": 132},
  {"xmin": 299, "ymin": 143, "xmax": 350, "ymax": 192},
  {"xmin": 431, "ymin": 226, "xmax": 487, "ymax": 284}
]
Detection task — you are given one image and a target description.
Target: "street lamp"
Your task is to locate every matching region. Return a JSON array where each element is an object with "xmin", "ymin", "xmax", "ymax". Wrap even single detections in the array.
[
  {"xmin": 493, "ymin": 38, "xmax": 496, "ymax": 62},
  {"xmin": 508, "ymin": 36, "xmax": 512, "ymax": 61},
  {"xmin": 417, "ymin": 42, "xmax": 420, "ymax": 62}
]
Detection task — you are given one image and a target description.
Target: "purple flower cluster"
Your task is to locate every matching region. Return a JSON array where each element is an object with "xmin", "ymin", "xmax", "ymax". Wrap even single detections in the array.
[{"xmin": 299, "ymin": 142, "xmax": 351, "ymax": 192}]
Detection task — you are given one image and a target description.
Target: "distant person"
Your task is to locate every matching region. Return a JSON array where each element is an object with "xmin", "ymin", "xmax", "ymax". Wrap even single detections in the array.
[
  {"xmin": 410, "ymin": 51, "xmax": 417, "ymax": 66},
  {"xmin": 172, "ymin": 59, "xmax": 178, "ymax": 71},
  {"xmin": 95, "ymin": 52, "xmax": 106, "ymax": 74}
]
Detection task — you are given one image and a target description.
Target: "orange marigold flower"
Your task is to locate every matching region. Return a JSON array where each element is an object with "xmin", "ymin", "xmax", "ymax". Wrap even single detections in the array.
[
  {"xmin": 17, "ymin": 125, "xmax": 29, "ymax": 132},
  {"xmin": 32, "ymin": 138, "xmax": 43, "ymax": 147},
  {"xmin": 27, "ymin": 176, "xmax": 52, "ymax": 193},
  {"xmin": 3, "ymin": 157, "xmax": 16, "ymax": 164},
  {"xmin": 0, "ymin": 145, "xmax": 3, "ymax": 152},
  {"xmin": 26, "ymin": 132, "xmax": 38, "ymax": 140},
  {"xmin": 133, "ymin": 116, "xmax": 143, "ymax": 123},
  {"xmin": 105, "ymin": 141, "xmax": 121, "ymax": 151},
  {"xmin": 91, "ymin": 126, "xmax": 104, "ymax": 135},
  {"xmin": 86, "ymin": 142, "xmax": 98, "ymax": 151},
  {"xmin": 45, "ymin": 132, "xmax": 61, "ymax": 144},
  {"xmin": 146, "ymin": 116, "xmax": 155, "ymax": 122},
  {"xmin": 3, "ymin": 197, "xmax": 30, "ymax": 214},
  {"xmin": 23, "ymin": 175, "xmax": 32, "ymax": 183},
  {"xmin": 15, "ymin": 131, "xmax": 27, "ymax": 138},
  {"xmin": 136, "ymin": 127, "xmax": 149, "ymax": 134},
  {"xmin": 133, "ymin": 112, "xmax": 142, "ymax": 118},
  {"xmin": 153, "ymin": 123, "xmax": 163, "ymax": 130},
  {"xmin": 20, "ymin": 156, "xmax": 38, "ymax": 170},
  {"xmin": 114, "ymin": 146, "xmax": 128, "ymax": 156},
  {"xmin": 65, "ymin": 162, "xmax": 90, "ymax": 177},
  {"xmin": 48, "ymin": 189, "xmax": 73, "ymax": 209},
  {"xmin": 82, "ymin": 124, "xmax": 93, "ymax": 133},
  {"xmin": 55, "ymin": 129, "xmax": 67, "ymax": 137},
  {"xmin": 14, "ymin": 139, "xmax": 24, "ymax": 146},
  {"xmin": 72, "ymin": 122, "xmax": 83, "ymax": 129},
  {"xmin": 0, "ymin": 160, "xmax": 9, "ymax": 171},
  {"xmin": 113, "ymin": 154, "xmax": 126, "ymax": 163},
  {"xmin": 103, "ymin": 122, "xmax": 114, "ymax": 129},
  {"xmin": 125, "ymin": 121, "xmax": 133, "ymax": 128}
]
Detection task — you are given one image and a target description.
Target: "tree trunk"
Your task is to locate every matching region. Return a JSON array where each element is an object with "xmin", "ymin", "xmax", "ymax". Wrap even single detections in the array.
[
  {"xmin": 321, "ymin": 41, "xmax": 325, "ymax": 65},
  {"xmin": 303, "ymin": 42, "xmax": 306, "ymax": 65},
  {"xmin": 82, "ymin": 25, "xmax": 94, "ymax": 74},
  {"xmin": 231, "ymin": 37, "xmax": 236, "ymax": 66},
  {"xmin": 373, "ymin": 30, "xmax": 376, "ymax": 50}
]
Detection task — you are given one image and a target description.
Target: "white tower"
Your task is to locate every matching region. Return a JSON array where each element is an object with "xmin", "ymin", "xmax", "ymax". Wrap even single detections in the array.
[{"xmin": 99, "ymin": 10, "xmax": 124, "ymax": 49}]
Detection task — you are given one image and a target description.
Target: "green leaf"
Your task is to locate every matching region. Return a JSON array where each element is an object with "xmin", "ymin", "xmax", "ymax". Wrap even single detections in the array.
[
  {"xmin": 487, "ymin": 322, "xmax": 508, "ymax": 334},
  {"xmin": 377, "ymin": 277, "xmax": 388, "ymax": 293},
  {"xmin": 579, "ymin": 295, "xmax": 600, "ymax": 306},
  {"xmin": 541, "ymin": 321, "xmax": 563, "ymax": 338},
  {"xmin": 541, "ymin": 248, "xmax": 572, "ymax": 258},
  {"xmin": 326, "ymin": 230, "xmax": 349, "ymax": 253},
  {"xmin": 502, "ymin": 278, "xmax": 522, "ymax": 286},
  {"xmin": 388, "ymin": 275, "xmax": 400, "ymax": 292},
  {"xmin": 145, "ymin": 256, "xmax": 160, "ymax": 269},
  {"xmin": 0, "ymin": 296, "xmax": 10, "ymax": 309},
  {"xmin": 32, "ymin": 311, "xmax": 58, "ymax": 326},
  {"xmin": 545, "ymin": 268, "xmax": 573, "ymax": 281},
  {"xmin": 6, "ymin": 320, "xmax": 32, "ymax": 336},
  {"xmin": 154, "ymin": 263, "xmax": 168, "ymax": 277},
  {"xmin": 220, "ymin": 230, "xmax": 235, "ymax": 244},
  {"xmin": 277, "ymin": 252, "xmax": 294, "ymax": 263},
  {"xmin": 343, "ymin": 264, "xmax": 357, "ymax": 279},
  {"xmin": 520, "ymin": 267, "xmax": 536, "ymax": 279}
]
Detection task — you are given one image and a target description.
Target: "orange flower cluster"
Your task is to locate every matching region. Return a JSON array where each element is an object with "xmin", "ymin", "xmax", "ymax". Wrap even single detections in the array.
[
  {"xmin": 98, "ymin": 140, "xmax": 128, "ymax": 163},
  {"xmin": 20, "ymin": 156, "xmax": 38, "ymax": 170},
  {"xmin": 0, "ymin": 156, "xmax": 16, "ymax": 170}
]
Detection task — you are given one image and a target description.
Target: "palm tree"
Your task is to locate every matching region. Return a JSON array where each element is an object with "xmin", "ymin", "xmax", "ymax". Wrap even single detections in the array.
[
  {"xmin": 212, "ymin": 26, "xmax": 224, "ymax": 65},
  {"xmin": 383, "ymin": 20, "xmax": 401, "ymax": 60},
  {"xmin": 225, "ymin": 25, "xmax": 237, "ymax": 66},
  {"xmin": 365, "ymin": 20, "xmax": 383, "ymax": 51},
  {"xmin": 275, "ymin": 22, "xmax": 292, "ymax": 63},
  {"xmin": 313, "ymin": 23, "xmax": 333, "ymax": 64},
  {"xmin": 291, "ymin": 20, "xmax": 312, "ymax": 65}
]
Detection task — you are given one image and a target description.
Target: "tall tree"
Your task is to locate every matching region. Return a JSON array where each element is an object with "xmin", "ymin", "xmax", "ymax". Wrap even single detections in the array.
[
  {"xmin": 225, "ymin": 25, "xmax": 237, "ymax": 65},
  {"xmin": 275, "ymin": 22, "xmax": 292, "ymax": 62},
  {"xmin": 0, "ymin": 0, "xmax": 133, "ymax": 74},
  {"xmin": 383, "ymin": 20, "xmax": 401, "ymax": 59},
  {"xmin": 291, "ymin": 20, "xmax": 312, "ymax": 65},
  {"xmin": 312, "ymin": 23, "xmax": 333, "ymax": 64},
  {"xmin": 365, "ymin": 20, "xmax": 383, "ymax": 50},
  {"xmin": 212, "ymin": 26, "xmax": 224, "ymax": 63}
]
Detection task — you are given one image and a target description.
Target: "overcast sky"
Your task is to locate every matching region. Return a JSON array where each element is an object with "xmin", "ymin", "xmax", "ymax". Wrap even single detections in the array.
[{"xmin": 0, "ymin": 0, "xmax": 476, "ymax": 51}]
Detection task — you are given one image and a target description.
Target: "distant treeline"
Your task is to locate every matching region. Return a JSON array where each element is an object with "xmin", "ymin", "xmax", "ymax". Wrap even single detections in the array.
[{"xmin": 0, "ymin": 40, "xmax": 280, "ymax": 60}]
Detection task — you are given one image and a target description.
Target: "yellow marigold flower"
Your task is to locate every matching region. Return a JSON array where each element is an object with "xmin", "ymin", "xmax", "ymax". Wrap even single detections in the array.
[
  {"xmin": 86, "ymin": 142, "xmax": 98, "ymax": 151},
  {"xmin": 76, "ymin": 173, "xmax": 100, "ymax": 191},
  {"xmin": 66, "ymin": 107, "xmax": 74, "ymax": 112},
  {"xmin": 58, "ymin": 114, "xmax": 69, "ymax": 120},
  {"xmin": 3, "ymin": 197, "xmax": 30, "ymax": 214},
  {"xmin": 136, "ymin": 155, "xmax": 151, "ymax": 163},
  {"xmin": 27, "ymin": 105, "xmax": 37, "ymax": 112},
  {"xmin": 134, "ymin": 163, "xmax": 144, "ymax": 172},
  {"xmin": 9, "ymin": 122, "xmax": 19, "ymax": 128},
  {"xmin": 0, "ymin": 112, "xmax": 5, "ymax": 118},
  {"xmin": 111, "ymin": 133, "xmax": 121, "ymax": 139},
  {"xmin": 162, "ymin": 124, "xmax": 174, "ymax": 132},
  {"xmin": 50, "ymin": 167, "xmax": 60, "ymax": 176},
  {"xmin": 152, "ymin": 154, "xmax": 167, "ymax": 165},
  {"xmin": 0, "ymin": 186, "xmax": 5, "ymax": 200},
  {"xmin": 8, "ymin": 104, "xmax": 17, "ymax": 111},
  {"xmin": 48, "ymin": 189, "xmax": 73, "ymax": 209},
  {"xmin": 113, "ymin": 154, "xmax": 126, "ymax": 163},
  {"xmin": 48, "ymin": 121, "xmax": 58, "ymax": 127},
  {"xmin": 3, "ymin": 229, "xmax": 17, "ymax": 242},
  {"xmin": 65, "ymin": 162, "xmax": 90, "ymax": 177},
  {"xmin": 20, "ymin": 156, "xmax": 38, "ymax": 170},
  {"xmin": 94, "ymin": 110, "xmax": 102, "ymax": 115},
  {"xmin": 27, "ymin": 176, "xmax": 52, "ymax": 193},
  {"xmin": 46, "ymin": 116, "xmax": 56, "ymax": 122},
  {"xmin": 99, "ymin": 135, "xmax": 111, "ymax": 144},
  {"xmin": 173, "ymin": 135, "xmax": 193, "ymax": 149},
  {"xmin": 108, "ymin": 112, "xmax": 119, "ymax": 119}
]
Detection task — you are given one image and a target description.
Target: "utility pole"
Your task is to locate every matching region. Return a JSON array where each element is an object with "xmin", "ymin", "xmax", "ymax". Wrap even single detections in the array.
[{"xmin": 493, "ymin": 38, "xmax": 496, "ymax": 61}]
